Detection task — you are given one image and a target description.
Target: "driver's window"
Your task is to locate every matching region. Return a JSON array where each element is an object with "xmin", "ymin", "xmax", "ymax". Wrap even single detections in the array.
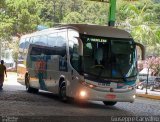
[
  {"xmin": 95, "ymin": 48, "xmax": 103, "ymax": 65},
  {"xmin": 69, "ymin": 38, "xmax": 80, "ymax": 71},
  {"xmin": 84, "ymin": 43, "xmax": 92, "ymax": 56},
  {"xmin": 94, "ymin": 43, "xmax": 103, "ymax": 65}
]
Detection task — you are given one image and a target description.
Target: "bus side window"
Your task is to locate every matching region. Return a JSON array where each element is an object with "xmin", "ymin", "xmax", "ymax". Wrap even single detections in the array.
[
  {"xmin": 69, "ymin": 39, "xmax": 80, "ymax": 71},
  {"xmin": 56, "ymin": 31, "xmax": 67, "ymax": 71},
  {"xmin": 57, "ymin": 31, "xmax": 67, "ymax": 57},
  {"xmin": 19, "ymin": 38, "xmax": 26, "ymax": 60},
  {"xmin": 39, "ymin": 35, "xmax": 48, "ymax": 46},
  {"xmin": 47, "ymin": 33, "xmax": 58, "ymax": 48}
]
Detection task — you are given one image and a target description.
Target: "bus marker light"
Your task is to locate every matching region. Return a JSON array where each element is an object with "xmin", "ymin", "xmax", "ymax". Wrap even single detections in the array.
[
  {"xmin": 89, "ymin": 84, "xmax": 97, "ymax": 88},
  {"xmin": 79, "ymin": 80, "xmax": 85, "ymax": 85},
  {"xmin": 89, "ymin": 84, "xmax": 94, "ymax": 88},
  {"xmin": 128, "ymin": 86, "xmax": 134, "ymax": 90}
]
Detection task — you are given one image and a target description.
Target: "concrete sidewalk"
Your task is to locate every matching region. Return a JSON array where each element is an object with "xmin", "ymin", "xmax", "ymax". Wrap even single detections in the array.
[
  {"xmin": 3, "ymin": 72, "xmax": 26, "ymax": 91},
  {"xmin": 136, "ymin": 93, "xmax": 160, "ymax": 100},
  {"xmin": 136, "ymin": 89, "xmax": 160, "ymax": 100}
]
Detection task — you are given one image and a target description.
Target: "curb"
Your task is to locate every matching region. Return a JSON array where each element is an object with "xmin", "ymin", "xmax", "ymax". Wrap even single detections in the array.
[{"xmin": 136, "ymin": 93, "xmax": 160, "ymax": 100}]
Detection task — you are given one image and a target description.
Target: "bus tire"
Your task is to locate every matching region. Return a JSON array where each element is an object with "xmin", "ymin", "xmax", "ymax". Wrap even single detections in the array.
[
  {"xmin": 25, "ymin": 75, "xmax": 38, "ymax": 93},
  {"xmin": 59, "ymin": 83, "xmax": 67, "ymax": 102},
  {"xmin": 103, "ymin": 101, "xmax": 117, "ymax": 106},
  {"xmin": 26, "ymin": 84, "xmax": 39, "ymax": 93}
]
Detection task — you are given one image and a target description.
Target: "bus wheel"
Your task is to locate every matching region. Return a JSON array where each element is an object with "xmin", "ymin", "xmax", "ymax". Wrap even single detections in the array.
[
  {"xmin": 103, "ymin": 101, "xmax": 117, "ymax": 106},
  {"xmin": 25, "ymin": 77, "xmax": 38, "ymax": 93},
  {"xmin": 59, "ymin": 84, "xmax": 67, "ymax": 102},
  {"xmin": 26, "ymin": 84, "xmax": 38, "ymax": 93},
  {"xmin": 26, "ymin": 82, "xmax": 33, "ymax": 93}
]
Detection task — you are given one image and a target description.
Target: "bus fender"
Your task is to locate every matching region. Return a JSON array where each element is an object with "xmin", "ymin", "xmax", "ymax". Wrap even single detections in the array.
[{"xmin": 59, "ymin": 76, "xmax": 66, "ymax": 88}]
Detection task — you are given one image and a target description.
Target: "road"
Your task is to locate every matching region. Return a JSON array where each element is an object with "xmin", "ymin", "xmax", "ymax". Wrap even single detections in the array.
[{"xmin": 0, "ymin": 73, "xmax": 160, "ymax": 122}]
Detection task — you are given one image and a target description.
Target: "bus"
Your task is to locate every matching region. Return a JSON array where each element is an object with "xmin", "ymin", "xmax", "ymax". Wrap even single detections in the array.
[{"xmin": 17, "ymin": 24, "xmax": 145, "ymax": 106}]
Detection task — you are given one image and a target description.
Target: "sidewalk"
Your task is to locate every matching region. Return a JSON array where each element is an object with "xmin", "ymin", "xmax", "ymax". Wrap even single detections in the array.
[
  {"xmin": 4, "ymin": 72, "xmax": 25, "ymax": 91},
  {"xmin": 136, "ymin": 89, "xmax": 160, "ymax": 100}
]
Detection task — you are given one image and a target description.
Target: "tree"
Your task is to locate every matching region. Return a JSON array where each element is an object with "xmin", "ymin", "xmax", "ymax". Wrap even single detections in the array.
[
  {"xmin": 0, "ymin": 0, "xmax": 5, "ymax": 8},
  {"xmin": 144, "ymin": 57, "xmax": 160, "ymax": 76},
  {"xmin": 117, "ymin": 0, "xmax": 160, "ymax": 56},
  {"xmin": 0, "ymin": 10, "xmax": 14, "ymax": 60},
  {"xmin": 81, "ymin": 1, "xmax": 108, "ymax": 24},
  {"xmin": 1, "ymin": 0, "xmax": 44, "ymax": 62},
  {"xmin": 1, "ymin": 0, "xmax": 160, "ymax": 60},
  {"xmin": 63, "ymin": 12, "xmax": 84, "ymax": 23},
  {"xmin": 10, "ymin": 37, "xmax": 19, "ymax": 70},
  {"xmin": 5, "ymin": 0, "xmax": 42, "ymax": 34}
]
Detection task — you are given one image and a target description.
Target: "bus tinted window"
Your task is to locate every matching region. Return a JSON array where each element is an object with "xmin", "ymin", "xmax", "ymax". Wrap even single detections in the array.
[
  {"xmin": 19, "ymin": 37, "xmax": 30, "ymax": 60},
  {"xmin": 47, "ymin": 33, "xmax": 58, "ymax": 47},
  {"xmin": 30, "ymin": 46, "xmax": 56, "ymax": 56},
  {"xmin": 57, "ymin": 31, "xmax": 66, "ymax": 46},
  {"xmin": 32, "ymin": 36, "xmax": 45, "ymax": 46},
  {"xmin": 39, "ymin": 35, "xmax": 48, "ymax": 46},
  {"xmin": 69, "ymin": 39, "xmax": 80, "ymax": 72},
  {"xmin": 19, "ymin": 38, "xmax": 26, "ymax": 49},
  {"xmin": 25, "ymin": 38, "xmax": 30, "ymax": 49}
]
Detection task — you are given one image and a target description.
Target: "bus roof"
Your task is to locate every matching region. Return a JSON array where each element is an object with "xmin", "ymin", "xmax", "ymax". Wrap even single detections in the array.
[
  {"xmin": 21, "ymin": 24, "xmax": 132, "ymax": 39},
  {"xmin": 62, "ymin": 24, "xmax": 132, "ymax": 39}
]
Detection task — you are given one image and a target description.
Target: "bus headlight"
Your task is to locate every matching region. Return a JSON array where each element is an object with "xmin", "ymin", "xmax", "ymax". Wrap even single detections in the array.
[
  {"xmin": 79, "ymin": 90, "xmax": 87, "ymax": 98},
  {"xmin": 128, "ymin": 86, "xmax": 134, "ymax": 90},
  {"xmin": 79, "ymin": 80, "xmax": 97, "ymax": 88},
  {"xmin": 133, "ymin": 95, "xmax": 136, "ymax": 99}
]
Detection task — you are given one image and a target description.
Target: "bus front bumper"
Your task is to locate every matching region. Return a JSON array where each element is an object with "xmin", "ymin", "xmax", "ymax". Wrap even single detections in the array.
[{"xmin": 71, "ymin": 84, "xmax": 136, "ymax": 102}]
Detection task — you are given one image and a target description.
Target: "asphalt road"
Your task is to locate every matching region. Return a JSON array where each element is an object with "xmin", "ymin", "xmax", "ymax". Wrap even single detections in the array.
[{"xmin": 0, "ymin": 73, "xmax": 160, "ymax": 122}]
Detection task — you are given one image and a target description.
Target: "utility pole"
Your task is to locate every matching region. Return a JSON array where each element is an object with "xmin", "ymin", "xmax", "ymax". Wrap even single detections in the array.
[
  {"xmin": 108, "ymin": 0, "xmax": 116, "ymax": 26},
  {"xmin": 0, "ymin": 38, "xmax": 2, "ymax": 61},
  {"xmin": 89, "ymin": 0, "xmax": 117, "ymax": 26}
]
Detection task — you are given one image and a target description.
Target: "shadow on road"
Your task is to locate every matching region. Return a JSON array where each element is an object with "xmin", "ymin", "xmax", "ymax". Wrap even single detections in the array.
[
  {"xmin": 37, "ymin": 91, "xmax": 132, "ymax": 113},
  {"xmin": 2, "ymin": 72, "xmax": 134, "ymax": 116}
]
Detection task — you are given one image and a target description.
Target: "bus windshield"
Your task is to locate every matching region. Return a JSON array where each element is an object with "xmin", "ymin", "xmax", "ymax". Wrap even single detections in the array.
[{"xmin": 80, "ymin": 34, "xmax": 137, "ymax": 79}]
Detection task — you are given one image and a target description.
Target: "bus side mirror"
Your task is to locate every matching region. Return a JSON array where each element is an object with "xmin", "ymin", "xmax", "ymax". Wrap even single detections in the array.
[{"xmin": 135, "ymin": 42, "xmax": 145, "ymax": 60}]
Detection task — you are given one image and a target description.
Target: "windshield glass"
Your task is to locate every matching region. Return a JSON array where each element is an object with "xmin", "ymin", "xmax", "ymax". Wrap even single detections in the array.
[
  {"xmin": 81, "ymin": 35, "xmax": 111, "ymax": 78},
  {"xmin": 111, "ymin": 40, "xmax": 137, "ymax": 78},
  {"xmin": 80, "ymin": 34, "xmax": 137, "ymax": 79}
]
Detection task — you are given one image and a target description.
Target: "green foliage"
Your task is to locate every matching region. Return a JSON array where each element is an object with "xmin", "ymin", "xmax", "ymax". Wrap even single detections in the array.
[
  {"xmin": 117, "ymin": 0, "xmax": 160, "ymax": 56},
  {"xmin": 0, "ymin": 0, "xmax": 160, "ymax": 62},
  {"xmin": 0, "ymin": 0, "xmax": 5, "ymax": 8},
  {"xmin": 10, "ymin": 38, "xmax": 19, "ymax": 62},
  {"xmin": 63, "ymin": 12, "xmax": 84, "ymax": 23},
  {"xmin": 80, "ymin": 1, "xmax": 108, "ymax": 24},
  {"xmin": 5, "ymin": 0, "xmax": 42, "ymax": 33}
]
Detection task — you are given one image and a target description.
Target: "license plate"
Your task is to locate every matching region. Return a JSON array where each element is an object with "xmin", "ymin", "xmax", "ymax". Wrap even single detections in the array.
[
  {"xmin": 106, "ymin": 94, "xmax": 116, "ymax": 99},
  {"xmin": 110, "ymin": 82, "xmax": 117, "ymax": 88}
]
